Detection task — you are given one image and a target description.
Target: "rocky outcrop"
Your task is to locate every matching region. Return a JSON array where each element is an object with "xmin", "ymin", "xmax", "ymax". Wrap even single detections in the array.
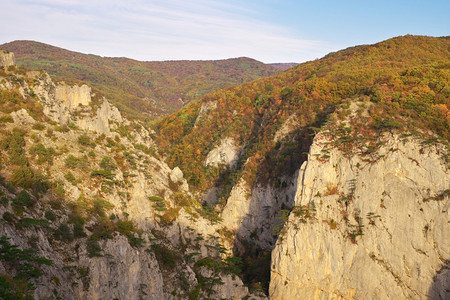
[
  {"xmin": 10, "ymin": 108, "xmax": 36, "ymax": 125},
  {"xmin": 1, "ymin": 220, "xmax": 165, "ymax": 300},
  {"xmin": 270, "ymin": 131, "xmax": 450, "ymax": 299},
  {"xmin": 194, "ymin": 100, "xmax": 217, "ymax": 126},
  {"xmin": 55, "ymin": 83, "xmax": 91, "ymax": 108},
  {"xmin": 2, "ymin": 68, "xmax": 123, "ymax": 135},
  {"xmin": 75, "ymin": 99, "xmax": 123, "ymax": 134},
  {"xmin": 0, "ymin": 50, "xmax": 15, "ymax": 69},
  {"xmin": 205, "ymin": 138, "xmax": 240, "ymax": 168},
  {"xmin": 221, "ymin": 175, "xmax": 298, "ymax": 251},
  {"xmin": 273, "ymin": 114, "xmax": 299, "ymax": 143}
]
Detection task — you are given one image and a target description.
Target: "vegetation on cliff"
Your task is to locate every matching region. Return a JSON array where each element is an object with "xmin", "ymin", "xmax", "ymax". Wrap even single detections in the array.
[{"xmin": 155, "ymin": 35, "xmax": 449, "ymax": 198}]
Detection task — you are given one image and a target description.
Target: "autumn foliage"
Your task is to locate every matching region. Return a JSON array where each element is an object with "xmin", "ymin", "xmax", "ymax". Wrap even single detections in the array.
[{"xmin": 155, "ymin": 35, "xmax": 450, "ymax": 195}]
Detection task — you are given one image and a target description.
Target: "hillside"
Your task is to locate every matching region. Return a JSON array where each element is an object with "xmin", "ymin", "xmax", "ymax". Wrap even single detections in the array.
[
  {"xmin": 0, "ymin": 40, "xmax": 280, "ymax": 120},
  {"xmin": 268, "ymin": 63, "xmax": 298, "ymax": 71},
  {"xmin": 156, "ymin": 34, "xmax": 449, "ymax": 193},
  {"xmin": 0, "ymin": 34, "xmax": 448, "ymax": 299},
  {"xmin": 154, "ymin": 34, "xmax": 450, "ymax": 292},
  {"xmin": 0, "ymin": 56, "xmax": 267, "ymax": 299}
]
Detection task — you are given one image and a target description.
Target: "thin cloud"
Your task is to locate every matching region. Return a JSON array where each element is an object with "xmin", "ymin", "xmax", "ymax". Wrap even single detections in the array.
[{"xmin": 1, "ymin": 0, "xmax": 333, "ymax": 62}]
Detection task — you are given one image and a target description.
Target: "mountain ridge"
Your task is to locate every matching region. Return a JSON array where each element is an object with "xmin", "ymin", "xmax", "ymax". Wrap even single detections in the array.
[{"xmin": 0, "ymin": 40, "xmax": 280, "ymax": 120}]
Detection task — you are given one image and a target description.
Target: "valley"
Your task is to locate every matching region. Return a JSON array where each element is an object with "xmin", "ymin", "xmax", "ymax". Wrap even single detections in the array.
[{"xmin": 0, "ymin": 35, "xmax": 448, "ymax": 299}]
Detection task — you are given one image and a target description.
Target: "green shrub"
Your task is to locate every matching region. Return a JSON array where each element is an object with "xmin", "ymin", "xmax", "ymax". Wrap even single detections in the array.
[
  {"xmin": 77, "ymin": 134, "xmax": 93, "ymax": 147},
  {"xmin": 99, "ymin": 156, "xmax": 117, "ymax": 171},
  {"xmin": 90, "ymin": 169, "xmax": 114, "ymax": 180},
  {"xmin": 12, "ymin": 166, "xmax": 34, "ymax": 189},
  {"xmin": 105, "ymin": 138, "xmax": 115, "ymax": 148},
  {"xmin": 54, "ymin": 124, "xmax": 69, "ymax": 132},
  {"xmin": 12, "ymin": 190, "xmax": 34, "ymax": 209},
  {"xmin": 116, "ymin": 219, "xmax": 135, "ymax": 234},
  {"xmin": 92, "ymin": 218, "xmax": 115, "ymax": 239},
  {"xmin": 3, "ymin": 211, "xmax": 15, "ymax": 223},
  {"xmin": 64, "ymin": 171, "xmax": 77, "ymax": 185},
  {"xmin": 151, "ymin": 244, "xmax": 179, "ymax": 270},
  {"xmin": 53, "ymin": 223, "xmax": 73, "ymax": 242},
  {"xmin": 0, "ymin": 176, "xmax": 16, "ymax": 194},
  {"xmin": 30, "ymin": 173, "xmax": 50, "ymax": 195},
  {"xmin": 44, "ymin": 210, "xmax": 57, "ymax": 221},
  {"xmin": 73, "ymin": 223, "xmax": 86, "ymax": 238},
  {"xmin": 0, "ymin": 190, "xmax": 9, "ymax": 206},
  {"xmin": 64, "ymin": 155, "xmax": 79, "ymax": 169},
  {"xmin": 86, "ymin": 236, "xmax": 102, "ymax": 257},
  {"xmin": 17, "ymin": 218, "xmax": 50, "ymax": 229},
  {"xmin": 149, "ymin": 196, "xmax": 167, "ymax": 211},
  {"xmin": 32, "ymin": 123, "xmax": 45, "ymax": 131},
  {"xmin": 196, "ymin": 206, "xmax": 222, "ymax": 224},
  {"xmin": 128, "ymin": 235, "xmax": 144, "ymax": 247},
  {"xmin": 0, "ymin": 273, "xmax": 33, "ymax": 300},
  {"xmin": 29, "ymin": 143, "xmax": 56, "ymax": 165},
  {"xmin": 54, "ymin": 182, "xmax": 65, "ymax": 199},
  {"xmin": 0, "ymin": 115, "xmax": 13, "ymax": 123},
  {"xmin": 91, "ymin": 197, "xmax": 114, "ymax": 217},
  {"xmin": 0, "ymin": 236, "xmax": 52, "ymax": 298},
  {"xmin": 45, "ymin": 128, "xmax": 53, "ymax": 137},
  {"xmin": 1, "ymin": 128, "xmax": 27, "ymax": 166},
  {"xmin": 373, "ymin": 119, "xmax": 403, "ymax": 130},
  {"xmin": 0, "ymin": 195, "xmax": 9, "ymax": 207}
]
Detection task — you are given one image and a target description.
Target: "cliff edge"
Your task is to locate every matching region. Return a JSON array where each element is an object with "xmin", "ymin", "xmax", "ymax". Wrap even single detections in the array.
[{"xmin": 270, "ymin": 102, "xmax": 449, "ymax": 299}]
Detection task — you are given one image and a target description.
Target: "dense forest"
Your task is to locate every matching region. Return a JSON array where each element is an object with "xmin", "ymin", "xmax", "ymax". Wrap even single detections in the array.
[{"xmin": 155, "ymin": 35, "xmax": 450, "ymax": 199}]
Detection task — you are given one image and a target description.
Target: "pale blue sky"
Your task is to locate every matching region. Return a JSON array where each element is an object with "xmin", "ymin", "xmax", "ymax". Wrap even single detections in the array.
[{"xmin": 1, "ymin": 0, "xmax": 449, "ymax": 63}]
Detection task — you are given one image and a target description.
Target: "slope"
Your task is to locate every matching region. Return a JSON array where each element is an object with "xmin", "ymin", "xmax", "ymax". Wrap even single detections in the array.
[
  {"xmin": 154, "ymin": 34, "xmax": 449, "ymax": 291},
  {"xmin": 0, "ymin": 57, "xmax": 265, "ymax": 299},
  {"xmin": 0, "ymin": 40, "xmax": 280, "ymax": 120},
  {"xmin": 156, "ymin": 34, "xmax": 449, "ymax": 193}
]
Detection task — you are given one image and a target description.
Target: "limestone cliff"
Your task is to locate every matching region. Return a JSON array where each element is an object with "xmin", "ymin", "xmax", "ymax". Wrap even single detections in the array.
[
  {"xmin": 0, "ymin": 50, "xmax": 15, "ymax": 69},
  {"xmin": 221, "ymin": 176, "xmax": 298, "ymax": 251},
  {"xmin": 4, "ymin": 70, "xmax": 123, "ymax": 135},
  {"xmin": 55, "ymin": 83, "xmax": 92, "ymax": 108},
  {"xmin": 205, "ymin": 138, "xmax": 240, "ymax": 169},
  {"xmin": 270, "ymin": 128, "xmax": 450, "ymax": 299}
]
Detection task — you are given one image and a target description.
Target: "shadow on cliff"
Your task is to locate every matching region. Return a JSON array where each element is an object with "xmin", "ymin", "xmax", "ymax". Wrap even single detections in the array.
[
  {"xmin": 428, "ymin": 260, "xmax": 450, "ymax": 300},
  {"xmin": 219, "ymin": 104, "xmax": 335, "ymax": 293}
]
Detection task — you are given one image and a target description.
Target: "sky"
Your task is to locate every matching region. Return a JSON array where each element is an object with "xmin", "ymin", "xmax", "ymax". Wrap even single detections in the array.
[{"xmin": 1, "ymin": 0, "xmax": 449, "ymax": 63}]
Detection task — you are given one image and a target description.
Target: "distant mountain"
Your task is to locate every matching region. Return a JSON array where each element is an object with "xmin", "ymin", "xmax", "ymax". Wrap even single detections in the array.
[
  {"xmin": 0, "ymin": 40, "xmax": 280, "ymax": 120},
  {"xmin": 268, "ymin": 62, "xmax": 298, "ymax": 71}
]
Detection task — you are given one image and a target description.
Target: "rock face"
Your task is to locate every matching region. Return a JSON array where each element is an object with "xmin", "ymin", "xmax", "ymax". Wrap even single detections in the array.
[
  {"xmin": 194, "ymin": 100, "xmax": 217, "ymax": 126},
  {"xmin": 205, "ymin": 138, "xmax": 240, "ymax": 168},
  {"xmin": 270, "ymin": 131, "xmax": 450, "ymax": 299},
  {"xmin": 55, "ymin": 83, "xmax": 92, "ymax": 108},
  {"xmin": 221, "ymin": 175, "xmax": 298, "ymax": 250},
  {"xmin": 4, "ymin": 70, "xmax": 123, "ymax": 135},
  {"xmin": 0, "ymin": 50, "xmax": 15, "ymax": 69},
  {"xmin": 75, "ymin": 99, "xmax": 123, "ymax": 134},
  {"xmin": 1, "ymin": 224, "xmax": 165, "ymax": 300}
]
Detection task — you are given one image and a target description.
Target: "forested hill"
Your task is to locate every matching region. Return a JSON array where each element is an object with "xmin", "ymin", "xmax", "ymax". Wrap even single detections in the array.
[
  {"xmin": 0, "ymin": 40, "xmax": 280, "ymax": 120},
  {"xmin": 155, "ymin": 35, "xmax": 450, "ymax": 194}
]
